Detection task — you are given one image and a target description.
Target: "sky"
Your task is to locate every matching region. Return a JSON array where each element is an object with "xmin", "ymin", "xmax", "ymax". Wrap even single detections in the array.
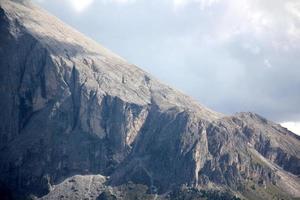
[{"xmin": 33, "ymin": 0, "xmax": 300, "ymax": 135}]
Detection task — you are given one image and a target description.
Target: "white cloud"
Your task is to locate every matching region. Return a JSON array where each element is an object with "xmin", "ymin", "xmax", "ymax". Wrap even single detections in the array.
[
  {"xmin": 281, "ymin": 121, "xmax": 300, "ymax": 135},
  {"xmin": 172, "ymin": 0, "xmax": 300, "ymax": 50},
  {"xmin": 173, "ymin": 0, "xmax": 221, "ymax": 10},
  {"xmin": 66, "ymin": 0, "xmax": 136, "ymax": 12},
  {"xmin": 173, "ymin": 0, "xmax": 186, "ymax": 8},
  {"xmin": 67, "ymin": 0, "xmax": 94, "ymax": 12},
  {"xmin": 101, "ymin": 0, "xmax": 136, "ymax": 4}
]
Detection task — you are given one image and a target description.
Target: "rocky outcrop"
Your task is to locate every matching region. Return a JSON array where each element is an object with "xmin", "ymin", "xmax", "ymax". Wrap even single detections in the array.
[{"xmin": 0, "ymin": 1, "xmax": 299, "ymax": 200}]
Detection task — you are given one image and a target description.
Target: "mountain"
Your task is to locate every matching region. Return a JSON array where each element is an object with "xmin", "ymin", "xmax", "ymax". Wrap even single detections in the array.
[{"xmin": 0, "ymin": 0, "xmax": 299, "ymax": 199}]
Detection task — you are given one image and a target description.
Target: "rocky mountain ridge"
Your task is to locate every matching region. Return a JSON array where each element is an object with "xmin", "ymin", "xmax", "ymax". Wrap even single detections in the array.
[{"xmin": 0, "ymin": 0, "xmax": 299, "ymax": 199}]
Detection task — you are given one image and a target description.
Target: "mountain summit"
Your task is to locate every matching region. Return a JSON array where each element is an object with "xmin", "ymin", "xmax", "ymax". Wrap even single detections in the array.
[{"xmin": 0, "ymin": 1, "xmax": 299, "ymax": 199}]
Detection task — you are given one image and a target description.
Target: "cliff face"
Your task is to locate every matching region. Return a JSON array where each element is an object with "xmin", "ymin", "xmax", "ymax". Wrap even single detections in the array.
[{"xmin": 0, "ymin": 1, "xmax": 299, "ymax": 200}]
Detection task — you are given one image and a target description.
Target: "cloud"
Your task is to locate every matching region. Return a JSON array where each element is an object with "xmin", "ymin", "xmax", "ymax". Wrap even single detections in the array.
[
  {"xmin": 281, "ymin": 121, "xmax": 300, "ymax": 135},
  {"xmin": 53, "ymin": 0, "xmax": 137, "ymax": 13},
  {"xmin": 100, "ymin": 0, "xmax": 137, "ymax": 4},
  {"xmin": 67, "ymin": 0, "xmax": 94, "ymax": 12},
  {"xmin": 173, "ymin": 0, "xmax": 221, "ymax": 10},
  {"xmin": 171, "ymin": 0, "xmax": 300, "ymax": 49}
]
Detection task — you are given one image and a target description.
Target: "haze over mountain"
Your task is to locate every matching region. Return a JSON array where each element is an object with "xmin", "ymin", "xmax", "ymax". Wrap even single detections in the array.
[{"xmin": 0, "ymin": 0, "xmax": 299, "ymax": 200}]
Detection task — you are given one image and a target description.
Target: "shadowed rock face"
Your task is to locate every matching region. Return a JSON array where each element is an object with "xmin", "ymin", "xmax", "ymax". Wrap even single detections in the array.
[{"xmin": 0, "ymin": 1, "xmax": 299, "ymax": 200}]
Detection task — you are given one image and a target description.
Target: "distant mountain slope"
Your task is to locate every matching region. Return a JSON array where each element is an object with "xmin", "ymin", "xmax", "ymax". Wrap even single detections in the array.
[{"xmin": 0, "ymin": 1, "xmax": 299, "ymax": 200}]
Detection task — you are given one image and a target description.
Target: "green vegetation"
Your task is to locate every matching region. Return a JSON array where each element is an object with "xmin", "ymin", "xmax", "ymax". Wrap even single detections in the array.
[
  {"xmin": 168, "ymin": 187, "xmax": 241, "ymax": 200},
  {"xmin": 241, "ymin": 180, "xmax": 292, "ymax": 200},
  {"xmin": 96, "ymin": 181, "xmax": 294, "ymax": 200}
]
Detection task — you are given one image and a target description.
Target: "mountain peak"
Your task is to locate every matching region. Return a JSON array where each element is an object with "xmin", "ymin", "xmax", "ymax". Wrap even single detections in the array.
[
  {"xmin": 1, "ymin": 0, "xmax": 221, "ymax": 119},
  {"xmin": 235, "ymin": 112, "xmax": 269, "ymax": 123},
  {"xmin": 0, "ymin": 1, "xmax": 299, "ymax": 199}
]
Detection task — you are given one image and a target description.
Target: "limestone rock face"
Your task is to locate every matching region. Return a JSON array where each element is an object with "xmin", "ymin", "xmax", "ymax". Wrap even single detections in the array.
[{"xmin": 0, "ymin": 1, "xmax": 299, "ymax": 200}]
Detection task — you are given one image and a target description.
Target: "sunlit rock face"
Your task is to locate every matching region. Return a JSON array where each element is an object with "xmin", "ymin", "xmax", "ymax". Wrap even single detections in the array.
[{"xmin": 0, "ymin": 1, "xmax": 299, "ymax": 200}]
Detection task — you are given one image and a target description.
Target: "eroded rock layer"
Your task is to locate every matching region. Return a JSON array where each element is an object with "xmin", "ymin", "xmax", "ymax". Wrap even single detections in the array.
[{"xmin": 0, "ymin": 1, "xmax": 299, "ymax": 199}]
